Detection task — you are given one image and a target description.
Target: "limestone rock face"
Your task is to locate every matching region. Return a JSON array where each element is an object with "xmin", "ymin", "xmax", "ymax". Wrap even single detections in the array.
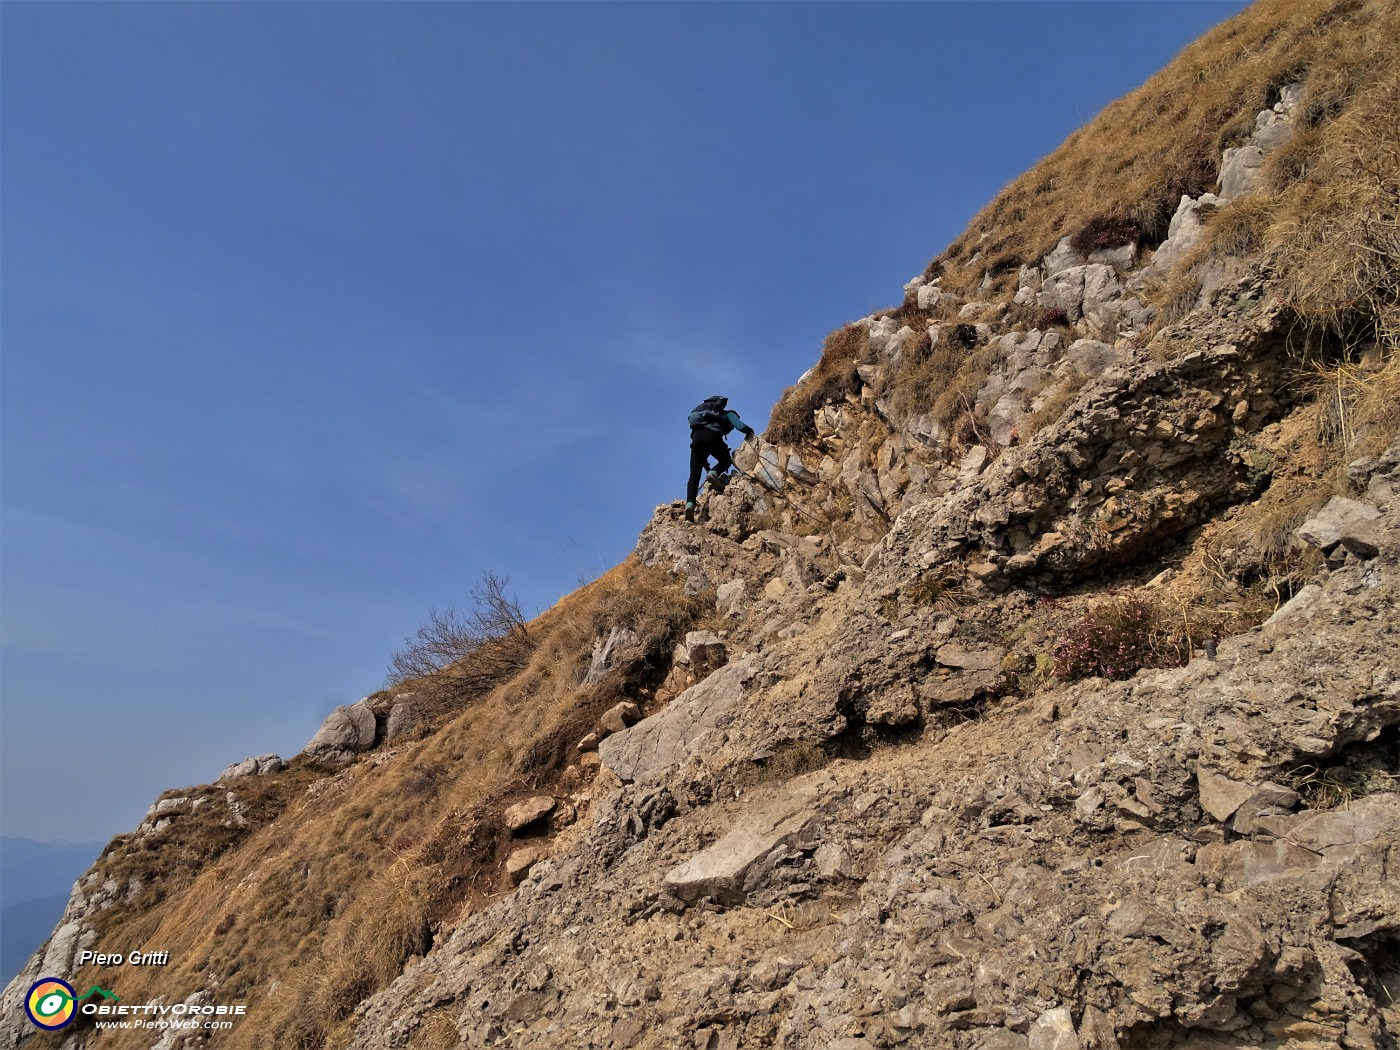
[
  {"xmin": 935, "ymin": 642, "xmax": 1005, "ymax": 671},
  {"xmin": 675, "ymin": 630, "xmax": 728, "ymax": 675},
  {"xmin": 384, "ymin": 696, "xmax": 419, "ymax": 742},
  {"xmin": 341, "ymin": 383, "xmax": 1400, "ymax": 1047},
  {"xmin": 1219, "ymin": 144, "xmax": 1265, "ymax": 200},
  {"xmin": 1039, "ymin": 263, "xmax": 1122, "ymax": 326},
  {"xmin": 505, "ymin": 845, "xmax": 546, "ymax": 885},
  {"xmin": 218, "ymin": 753, "xmax": 284, "ymax": 781},
  {"xmin": 342, "ymin": 473, "xmax": 1400, "ymax": 1048},
  {"xmin": 1043, "ymin": 236, "xmax": 1086, "ymax": 276},
  {"xmin": 584, "ymin": 625, "xmax": 640, "ymax": 685},
  {"xmin": 599, "ymin": 658, "xmax": 757, "ymax": 784},
  {"xmin": 597, "ymin": 701, "xmax": 642, "ymax": 736},
  {"xmin": 1149, "ymin": 192, "xmax": 1224, "ymax": 275}
]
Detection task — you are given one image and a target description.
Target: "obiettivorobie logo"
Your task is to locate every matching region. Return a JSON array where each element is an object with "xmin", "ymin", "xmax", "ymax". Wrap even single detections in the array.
[
  {"xmin": 24, "ymin": 979, "xmax": 119, "ymax": 1031},
  {"xmin": 23, "ymin": 978, "xmax": 247, "ymax": 1033}
]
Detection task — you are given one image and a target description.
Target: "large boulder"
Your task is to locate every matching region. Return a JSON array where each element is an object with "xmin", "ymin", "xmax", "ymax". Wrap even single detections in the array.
[
  {"xmin": 1297, "ymin": 496, "xmax": 1383, "ymax": 559},
  {"xmin": 1061, "ymin": 338, "xmax": 1126, "ymax": 377},
  {"xmin": 504, "ymin": 796, "xmax": 556, "ymax": 833},
  {"xmin": 1196, "ymin": 795, "xmax": 1400, "ymax": 891},
  {"xmin": 1042, "ymin": 236, "xmax": 1087, "ymax": 276},
  {"xmin": 988, "ymin": 393, "xmax": 1026, "ymax": 447},
  {"xmin": 1039, "ymin": 263, "xmax": 1121, "ymax": 326},
  {"xmin": 597, "ymin": 701, "xmax": 642, "ymax": 736},
  {"xmin": 1014, "ymin": 264, "xmax": 1043, "ymax": 305},
  {"xmin": 662, "ymin": 776, "xmax": 827, "ymax": 904},
  {"xmin": 303, "ymin": 699, "xmax": 378, "ymax": 764},
  {"xmin": 599, "ymin": 658, "xmax": 756, "ymax": 784},
  {"xmin": 675, "ymin": 630, "xmax": 728, "ymax": 675},
  {"xmin": 1219, "ymin": 144, "xmax": 1265, "ymax": 200},
  {"xmin": 383, "ymin": 696, "xmax": 419, "ymax": 743}
]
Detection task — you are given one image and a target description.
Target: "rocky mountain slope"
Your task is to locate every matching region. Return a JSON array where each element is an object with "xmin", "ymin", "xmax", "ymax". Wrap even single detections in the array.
[{"xmin": 4, "ymin": 0, "xmax": 1398, "ymax": 1047}]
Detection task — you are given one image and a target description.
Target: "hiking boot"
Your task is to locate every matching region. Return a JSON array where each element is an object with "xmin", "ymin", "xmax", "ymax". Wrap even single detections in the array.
[
  {"xmin": 708, "ymin": 471, "xmax": 730, "ymax": 494},
  {"xmin": 684, "ymin": 502, "xmax": 695, "ymax": 522}
]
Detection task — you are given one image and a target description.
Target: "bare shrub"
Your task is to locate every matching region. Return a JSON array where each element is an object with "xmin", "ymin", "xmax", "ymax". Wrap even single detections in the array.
[{"xmin": 387, "ymin": 573, "xmax": 535, "ymax": 715}]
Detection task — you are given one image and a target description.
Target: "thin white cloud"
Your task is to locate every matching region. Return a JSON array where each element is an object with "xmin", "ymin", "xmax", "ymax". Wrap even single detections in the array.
[{"xmin": 607, "ymin": 312, "xmax": 750, "ymax": 391}]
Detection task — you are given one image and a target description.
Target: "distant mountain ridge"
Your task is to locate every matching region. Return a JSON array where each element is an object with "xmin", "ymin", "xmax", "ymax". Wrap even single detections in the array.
[
  {"xmin": 1, "ymin": 838, "xmax": 104, "ymax": 985},
  {"xmin": 2, "ymin": 894, "xmax": 72, "ymax": 986}
]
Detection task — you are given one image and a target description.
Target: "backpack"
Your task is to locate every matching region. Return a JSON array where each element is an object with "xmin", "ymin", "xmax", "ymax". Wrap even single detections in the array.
[{"xmin": 688, "ymin": 396, "xmax": 731, "ymax": 434}]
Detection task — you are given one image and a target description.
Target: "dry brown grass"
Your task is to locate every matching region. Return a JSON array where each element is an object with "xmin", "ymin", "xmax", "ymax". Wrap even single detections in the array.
[
  {"xmin": 932, "ymin": 344, "xmax": 1001, "ymax": 447},
  {"xmin": 1261, "ymin": 127, "xmax": 1324, "ymax": 194},
  {"xmin": 405, "ymin": 1007, "xmax": 463, "ymax": 1049},
  {"xmin": 766, "ymin": 323, "xmax": 869, "ymax": 445},
  {"xmin": 1020, "ymin": 370, "xmax": 1092, "ymax": 440},
  {"xmin": 1221, "ymin": 487, "xmax": 1325, "ymax": 569},
  {"xmin": 730, "ymin": 740, "xmax": 830, "ymax": 789},
  {"xmin": 883, "ymin": 320, "xmax": 1001, "ymax": 448},
  {"xmin": 888, "ymin": 332, "xmax": 966, "ymax": 419},
  {"xmin": 930, "ymin": 0, "xmax": 1399, "ymax": 318},
  {"xmin": 1303, "ymin": 351, "xmax": 1400, "ymax": 458},
  {"xmin": 62, "ymin": 558, "xmax": 705, "ymax": 1049},
  {"xmin": 772, "ymin": 2, "xmax": 1399, "ymax": 451},
  {"xmin": 1203, "ymin": 194, "xmax": 1278, "ymax": 258},
  {"xmin": 1271, "ymin": 116, "xmax": 1400, "ymax": 335}
]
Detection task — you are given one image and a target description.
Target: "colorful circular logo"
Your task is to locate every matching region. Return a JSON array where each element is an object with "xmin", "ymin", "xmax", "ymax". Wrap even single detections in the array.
[{"xmin": 25, "ymin": 978, "xmax": 77, "ymax": 1030}]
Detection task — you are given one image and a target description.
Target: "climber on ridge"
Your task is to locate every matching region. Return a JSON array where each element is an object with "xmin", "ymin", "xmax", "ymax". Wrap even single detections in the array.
[{"xmin": 685, "ymin": 395, "xmax": 755, "ymax": 522}]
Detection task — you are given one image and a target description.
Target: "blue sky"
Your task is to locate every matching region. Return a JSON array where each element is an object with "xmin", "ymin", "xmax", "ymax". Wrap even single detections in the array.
[{"xmin": 2, "ymin": 1, "xmax": 1251, "ymax": 844}]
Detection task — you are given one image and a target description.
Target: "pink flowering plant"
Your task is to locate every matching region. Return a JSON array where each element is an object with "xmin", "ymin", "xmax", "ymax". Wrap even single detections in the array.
[{"xmin": 1052, "ymin": 593, "xmax": 1189, "ymax": 682}]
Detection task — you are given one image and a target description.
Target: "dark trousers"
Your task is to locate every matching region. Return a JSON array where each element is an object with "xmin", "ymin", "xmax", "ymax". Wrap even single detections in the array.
[{"xmin": 687, "ymin": 431, "xmax": 731, "ymax": 502}]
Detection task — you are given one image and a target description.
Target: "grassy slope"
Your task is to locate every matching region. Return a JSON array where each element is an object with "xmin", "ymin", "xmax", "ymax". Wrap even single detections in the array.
[
  {"xmin": 769, "ymin": 0, "xmax": 1399, "ymax": 444},
  {"xmin": 40, "ymin": 561, "xmax": 703, "ymax": 1049}
]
